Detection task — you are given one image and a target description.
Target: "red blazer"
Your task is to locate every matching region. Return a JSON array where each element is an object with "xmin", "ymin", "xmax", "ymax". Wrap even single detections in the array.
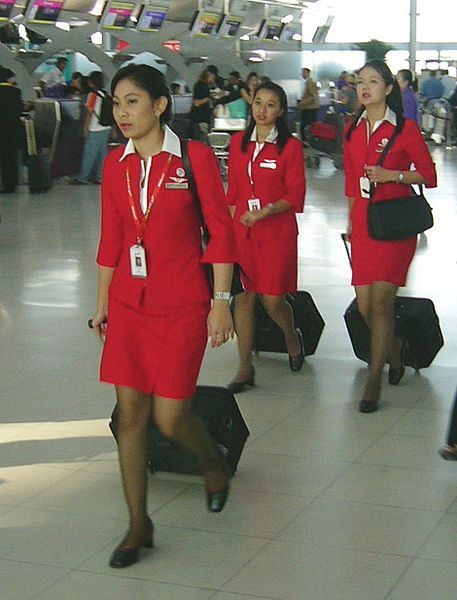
[
  {"xmin": 97, "ymin": 141, "xmax": 237, "ymax": 312},
  {"xmin": 226, "ymin": 132, "xmax": 305, "ymax": 241},
  {"xmin": 344, "ymin": 118, "xmax": 437, "ymax": 224}
]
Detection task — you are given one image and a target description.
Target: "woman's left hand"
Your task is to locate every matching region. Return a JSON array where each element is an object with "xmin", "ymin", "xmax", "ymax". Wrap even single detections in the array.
[
  {"xmin": 240, "ymin": 209, "xmax": 265, "ymax": 228},
  {"xmin": 364, "ymin": 165, "xmax": 393, "ymax": 184},
  {"xmin": 207, "ymin": 302, "xmax": 234, "ymax": 348}
]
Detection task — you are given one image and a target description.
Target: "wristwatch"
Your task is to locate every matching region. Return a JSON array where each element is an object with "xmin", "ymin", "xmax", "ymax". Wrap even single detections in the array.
[
  {"xmin": 214, "ymin": 291, "xmax": 231, "ymax": 302},
  {"xmin": 397, "ymin": 172, "xmax": 404, "ymax": 183},
  {"xmin": 266, "ymin": 203, "xmax": 275, "ymax": 214}
]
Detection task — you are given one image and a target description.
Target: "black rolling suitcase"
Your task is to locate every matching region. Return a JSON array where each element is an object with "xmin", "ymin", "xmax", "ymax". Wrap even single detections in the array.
[
  {"xmin": 251, "ymin": 291, "xmax": 325, "ymax": 356},
  {"xmin": 341, "ymin": 235, "xmax": 444, "ymax": 370},
  {"xmin": 23, "ymin": 116, "xmax": 52, "ymax": 193},
  {"xmin": 109, "ymin": 386, "xmax": 249, "ymax": 477}
]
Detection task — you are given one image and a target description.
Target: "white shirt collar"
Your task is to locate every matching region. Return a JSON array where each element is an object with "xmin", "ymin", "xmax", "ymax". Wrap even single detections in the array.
[
  {"xmin": 119, "ymin": 124, "xmax": 182, "ymax": 162},
  {"xmin": 357, "ymin": 106, "xmax": 397, "ymax": 134},
  {"xmin": 249, "ymin": 125, "xmax": 278, "ymax": 144}
]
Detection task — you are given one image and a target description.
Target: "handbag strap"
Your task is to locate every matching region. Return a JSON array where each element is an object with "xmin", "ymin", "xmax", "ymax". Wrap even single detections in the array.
[
  {"xmin": 369, "ymin": 129, "xmax": 423, "ymax": 200},
  {"xmin": 180, "ymin": 139, "xmax": 210, "ymax": 244}
]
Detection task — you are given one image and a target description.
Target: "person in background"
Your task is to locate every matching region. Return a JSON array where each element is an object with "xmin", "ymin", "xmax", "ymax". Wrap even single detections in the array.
[
  {"xmin": 0, "ymin": 67, "xmax": 22, "ymax": 194},
  {"xmin": 439, "ymin": 69, "xmax": 456, "ymax": 99},
  {"xmin": 338, "ymin": 72, "xmax": 358, "ymax": 115},
  {"xmin": 241, "ymin": 72, "xmax": 260, "ymax": 106},
  {"xmin": 226, "ymin": 82, "xmax": 306, "ymax": 392},
  {"xmin": 344, "ymin": 60, "xmax": 437, "ymax": 413},
  {"xmin": 190, "ymin": 68, "xmax": 215, "ymax": 143},
  {"xmin": 214, "ymin": 71, "xmax": 248, "ymax": 120},
  {"xmin": 420, "ymin": 70, "xmax": 444, "ymax": 101},
  {"xmin": 396, "ymin": 69, "xmax": 420, "ymax": 124},
  {"xmin": 170, "ymin": 82, "xmax": 182, "ymax": 95},
  {"xmin": 298, "ymin": 67, "xmax": 319, "ymax": 143},
  {"xmin": 336, "ymin": 70, "xmax": 348, "ymax": 91},
  {"xmin": 207, "ymin": 64, "xmax": 226, "ymax": 90},
  {"xmin": 39, "ymin": 56, "xmax": 67, "ymax": 96},
  {"xmin": 439, "ymin": 389, "xmax": 457, "ymax": 460},
  {"xmin": 69, "ymin": 71, "xmax": 112, "ymax": 185},
  {"xmin": 91, "ymin": 64, "xmax": 236, "ymax": 568}
]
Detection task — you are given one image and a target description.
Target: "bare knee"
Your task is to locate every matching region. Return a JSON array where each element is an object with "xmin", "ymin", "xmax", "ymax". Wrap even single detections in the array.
[
  {"xmin": 116, "ymin": 390, "xmax": 151, "ymax": 434},
  {"xmin": 370, "ymin": 297, "xmax": 395, "ymax": 320},
  {"xmin": 154, "ymin": 402, "xmax": 191, "ymax": 440},
  {"xmin": 261, "ymin": 295, "xmax": 285, "ymax": 319}
]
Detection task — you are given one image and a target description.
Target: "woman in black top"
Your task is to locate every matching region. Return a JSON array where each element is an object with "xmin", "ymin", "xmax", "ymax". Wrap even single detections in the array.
[{"xmin": 190, "ymin": 69, "xmax": 215, "ymax": 143}]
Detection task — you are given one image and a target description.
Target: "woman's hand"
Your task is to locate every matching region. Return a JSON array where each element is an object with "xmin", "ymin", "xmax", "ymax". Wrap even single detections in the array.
[
  {"xmin": 90, "ymin": 311, "xmax": 108, "ymax": 342},
  {"xmin": 364, "ymin": 165, "xmax": 395, "ymax": 184},
  {"xmin": 240, "ymin": 209, "xmax": 267, "ymax": 228},
  {"xmin": 207, "ymin": 302, "xmax": 234, "ymax": 348}
]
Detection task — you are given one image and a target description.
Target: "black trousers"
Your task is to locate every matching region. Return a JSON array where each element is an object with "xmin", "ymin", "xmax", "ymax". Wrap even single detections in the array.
[
  {"xmin": 300, "ymin": 108, "xmax": 318, "ymax": 141},
  {"xmin": 0, "ymin": 138, "xmax": 18, "ymax": 192},
  {"xmin": 446, "ymin": 388, "xmax": 457, "ymax": 446}
]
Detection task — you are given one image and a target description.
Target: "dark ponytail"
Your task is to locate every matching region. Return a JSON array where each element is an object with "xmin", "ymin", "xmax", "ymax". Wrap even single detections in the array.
[
  {"xmin": 346, "ymin": 59, "xmax": 405, "ymax": 141},
  {"xmin": 241, "ymin": 81, "xmax": 292, "ymax": 154}
]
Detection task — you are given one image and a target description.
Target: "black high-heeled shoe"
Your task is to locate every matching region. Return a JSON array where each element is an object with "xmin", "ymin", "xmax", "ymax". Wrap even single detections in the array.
[
  {"xmin": 227, "ymin": 366, "xmax": 255, "ymax": 394},
  {"xmin": 206, "ymin": 446, "xmax": 230, "ymax": 513},
  {"xmin": 109, "ymin": 518, "xmax": 154, "ymax": 568},
  {"xmin": 388, "ymin": 338, "xmax": 407, "ymax": 385},
  {"xmin": 289, "ymin": 329, "xmax": 304, "ymax": 372}
]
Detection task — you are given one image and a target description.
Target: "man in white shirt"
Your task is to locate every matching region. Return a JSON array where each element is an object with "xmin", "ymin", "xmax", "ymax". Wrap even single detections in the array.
[{"xmin": 39, "ymin": 57, "xmax": 67, "ymax": 95}]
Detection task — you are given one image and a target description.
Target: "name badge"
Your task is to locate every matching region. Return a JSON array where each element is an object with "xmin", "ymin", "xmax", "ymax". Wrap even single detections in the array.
[
  {"xmin": 130, "ymin": 244, "xmax": 147, "ymax": 278},
  {"xmin": 165, "ymin": 182, "xmax": 189, "ymax": 189},
  {"xmin": 359, "ymin": 176, "xmax": 370, "ymax": 199},
  {"xmin": 259, "ymin": 161, "xmax": 277, "ymax": 170},
  {"xmin": 248, "ymin": 198, "xmax": 261, "ymax": 211}
]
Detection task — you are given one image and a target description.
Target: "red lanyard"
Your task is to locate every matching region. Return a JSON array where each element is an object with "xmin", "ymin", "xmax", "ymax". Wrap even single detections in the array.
[
  {"xmin": 247, "ymin": 142, "xmax": 264, "ymax": 199},
  {"xmin": 125, "ymin": 153, "xmax": 173, "ymax": 244}
]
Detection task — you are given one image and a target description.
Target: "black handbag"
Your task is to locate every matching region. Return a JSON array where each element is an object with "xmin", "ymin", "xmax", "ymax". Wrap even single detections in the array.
[
  {"xmin": 181, "ymin": 139, "xmax": 245, "ymax": 296},
  {"xmin": 367, "ymin": 133, "xmax": 434, "ymax": 241}
]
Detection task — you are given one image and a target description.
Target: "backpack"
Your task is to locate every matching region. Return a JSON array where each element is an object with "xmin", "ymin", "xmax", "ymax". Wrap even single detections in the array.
[{"xmin": 96, "ymin": 90, "xmax": 114, "ymax": 127}]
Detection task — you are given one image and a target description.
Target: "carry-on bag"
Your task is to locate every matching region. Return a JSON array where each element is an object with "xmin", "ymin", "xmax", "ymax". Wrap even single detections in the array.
[
  {"xmin": 250, "ymin": 291, "xmax": 325, "ymax": 356},
  {"xmin": 109, "ymin": 385, "xmax": 250, "ymax": 477},
  {"xmin": 309, "ymin": 121, "xmax": 338, "ymax": 141},
  {"xmin": 341, "ymin": 234, "xmax": 444, "ymax": 370},
  {"xmin": 23, "ymin": 116, "xmax": 52, "ymax": 193}
]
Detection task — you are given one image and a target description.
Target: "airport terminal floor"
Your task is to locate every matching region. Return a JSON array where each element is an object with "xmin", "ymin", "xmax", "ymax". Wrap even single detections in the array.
[{"xmin": 1, "ymin": 145, "xmax": 457, "ymax": 600}]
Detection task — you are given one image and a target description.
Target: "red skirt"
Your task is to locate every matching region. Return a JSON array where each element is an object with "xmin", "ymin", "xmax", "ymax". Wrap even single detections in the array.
[
  {"xmin": 351, "ymin": 213, "xmax": 416, "ymax": 287},
  {"xmin": 100, "ymin": 297, "xmax": 210, "ymax": 399},
  {"xmin": 238, "ymin": 235, "xmax": 298, "ymax": 296}
]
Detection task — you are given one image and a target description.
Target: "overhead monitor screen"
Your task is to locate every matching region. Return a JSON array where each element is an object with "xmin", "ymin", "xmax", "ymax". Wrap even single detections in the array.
[
  {"xmin": 101, "ymin": 1, "xmax": 135, "ymax": 29},
  {"xmin": 137, "ymin": 4, "xmax": 167, "ymax": 32},
  {"xmin": 25, "ymin": 0, "xmax": 64, "ymax": 24},
  {"xmin": 0, "ymin": 0, "xmax": 15, "ymax": 22},
  {"xmin": 258, "ymin": 19, "xmax": 284, "ymax": 41},
  {"xmin": 190, "ymin": 10, "xmax": 222, "ymax": 36},
  {"xmin": 218, "ymin": 14, "xmax": 242, "ymax": 38}
]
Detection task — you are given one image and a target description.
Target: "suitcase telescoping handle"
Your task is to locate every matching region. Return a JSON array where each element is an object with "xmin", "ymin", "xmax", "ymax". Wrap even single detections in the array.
[{"xmin": 340, "ymin": 233, "xmax": 352, "ymax": 268}]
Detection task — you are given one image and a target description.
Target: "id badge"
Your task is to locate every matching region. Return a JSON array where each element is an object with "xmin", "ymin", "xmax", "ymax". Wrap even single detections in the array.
[
  {"xmin": 248, "ymin": 197, "xmax": 261, "ymax": 211},
  {"xmin": 359, "ymin": 176, "xmax": 370, "ymax": 199},
  {"xmin": 129, "ymin": 244, "xmax": 147, "ymax": 278}
]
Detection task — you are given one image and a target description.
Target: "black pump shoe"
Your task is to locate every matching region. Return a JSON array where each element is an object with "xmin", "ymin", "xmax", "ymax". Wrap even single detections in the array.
[
  {"xmin": 388, "ymin": 338, "xmax": 407, "ymax": 385},
  {"xmin": 109, "ymin": 518, "xmax": 154, "ymax": 568},
  {"xmin": 289, "ymin": 329, "xmax": 305, "ymax": 372},
  {"xmin": 206, "ymin": 446, "xmax": 230, "ymax": 513},
  {"xmin": 359, "ymin": 399, "xmax": 379, "ymax": 413},
  {"xmin": 227, "ymin": 366, "xmax": 255, "ymax": 394}
]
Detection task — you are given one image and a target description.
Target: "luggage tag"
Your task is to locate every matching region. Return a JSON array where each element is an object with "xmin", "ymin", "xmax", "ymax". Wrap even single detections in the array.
[
  {"xmin": 248, "ymin": 198, "xmax": 261, "ymax": 212},
  {"xmin": 129, "ymin": 244, "xmax": 147, "ymax": 278},
  {"xmin": 359, "ymin": 176, "xmax": 371, "ymax": 199}
]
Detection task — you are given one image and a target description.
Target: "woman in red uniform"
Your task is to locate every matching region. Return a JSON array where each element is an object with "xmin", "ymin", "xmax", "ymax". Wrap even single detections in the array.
[
  {"xmin": 344, "ymin": 60, "xmax": 437, "ymax": 413},
  {"xmin": 226, "ymin": 82, "xmax": 306, "ymax": 392},
  {"xmin": 90, "ymin": 65, "xmax": 237, "ymax": 568}
]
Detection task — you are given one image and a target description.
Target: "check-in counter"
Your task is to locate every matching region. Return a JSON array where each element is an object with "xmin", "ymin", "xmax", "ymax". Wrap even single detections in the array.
[{"xmin": 49, "ymin": 99, "xmax": 85, "ymax": 177}]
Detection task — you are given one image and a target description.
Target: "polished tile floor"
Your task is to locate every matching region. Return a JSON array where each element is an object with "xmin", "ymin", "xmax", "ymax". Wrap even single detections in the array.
[{"xmin": 0, "ymin": 145, "xmax": 456, "ymax": 600}]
